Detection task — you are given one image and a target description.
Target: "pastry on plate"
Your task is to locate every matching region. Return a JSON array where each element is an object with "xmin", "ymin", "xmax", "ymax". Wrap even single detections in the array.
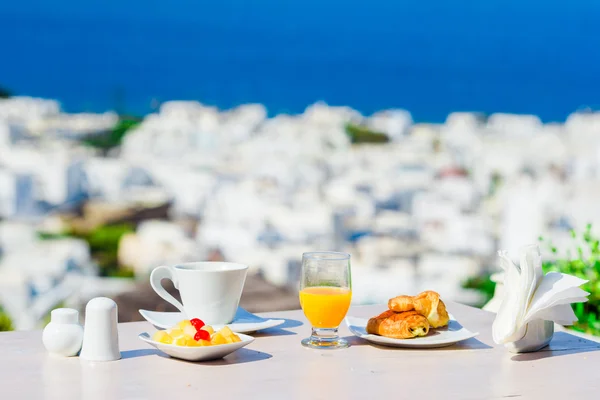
[
  {"xmin": 366, "ymin": 310, "xmax": 430, "ymax": 339},
  {"xmin": 387, "ymin": 295, "xmax": 415, "ymax": 312},
  {"xmin": 389, "ymin": 291, "xmax": 450, "ymax": 328},
  {"xmin": 413, "ymin": 291, "xmax": 450, "ymax": 328}
]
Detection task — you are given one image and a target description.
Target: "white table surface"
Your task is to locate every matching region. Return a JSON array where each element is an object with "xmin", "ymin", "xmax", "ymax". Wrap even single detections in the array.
[{"xmin": 1, "ymin": 302, "xmax": 600, "ymax": 399}]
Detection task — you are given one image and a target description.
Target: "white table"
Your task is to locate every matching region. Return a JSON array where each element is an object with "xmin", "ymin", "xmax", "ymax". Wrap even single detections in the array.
[{"xmin": 1, "ymin": 302, "xmax": 600, "ymax": 399}]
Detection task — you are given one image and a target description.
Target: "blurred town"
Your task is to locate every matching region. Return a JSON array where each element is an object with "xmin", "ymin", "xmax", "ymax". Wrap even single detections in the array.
[{"xmin": 1, "ymin": 94, "xmax": 600, "ymax": 330}]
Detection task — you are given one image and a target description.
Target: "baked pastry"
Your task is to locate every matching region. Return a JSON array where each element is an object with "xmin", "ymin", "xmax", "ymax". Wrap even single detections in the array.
[
  {"xmin": 388, "ymin": 291, "xmax": 450, "ymax": 328},
  {"xmin": 387, "ymin": 295, "xmax": 415, "ymax": 312},
  {"xmin": 413, "ymin": 291, "xmax": 450, "ymax": 328},
  {"xmin": 366, "ymin": 310, "xmax": 430, "ymax": 339}
]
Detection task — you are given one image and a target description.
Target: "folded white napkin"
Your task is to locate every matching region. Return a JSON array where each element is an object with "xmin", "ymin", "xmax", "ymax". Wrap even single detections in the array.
[{"xmin": 492, "ymin": 244, "xmax": 589, "ymax": 345}]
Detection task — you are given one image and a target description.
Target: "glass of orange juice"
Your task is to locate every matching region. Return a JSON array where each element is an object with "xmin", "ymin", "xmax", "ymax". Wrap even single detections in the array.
[{"xmin": 299, "ymin": 251, "xmax": 352, "ymax": 349}]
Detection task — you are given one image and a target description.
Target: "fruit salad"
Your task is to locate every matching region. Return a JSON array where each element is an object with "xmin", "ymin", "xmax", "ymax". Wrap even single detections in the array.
[{"xmin": 152, "ymin": 318, "xmax": 242, "ymax": 347}]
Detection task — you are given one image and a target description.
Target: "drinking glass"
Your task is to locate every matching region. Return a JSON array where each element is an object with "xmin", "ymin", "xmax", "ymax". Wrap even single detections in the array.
[{"xmin": 299, "ymin": 251, "xmax": 352, "ymax": 349}]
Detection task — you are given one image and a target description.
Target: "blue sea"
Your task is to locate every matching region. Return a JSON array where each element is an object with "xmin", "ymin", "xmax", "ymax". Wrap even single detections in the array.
[{"xmin": 1, "ymin": 0, "xmax": 599, "ymax": 122}]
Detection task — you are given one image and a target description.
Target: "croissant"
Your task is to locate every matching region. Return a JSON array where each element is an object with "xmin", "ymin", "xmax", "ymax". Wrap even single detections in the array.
[
  {"xmin": 387, "ymin": 295, "xmax": 415, "ymax": 312},
  {"xmin": 366, "ymin": 310, "xmax": 430, "ymax": 339},
  {"xmin": 388, "ymin": 291, "xmax": 450, "ymax": 328}
]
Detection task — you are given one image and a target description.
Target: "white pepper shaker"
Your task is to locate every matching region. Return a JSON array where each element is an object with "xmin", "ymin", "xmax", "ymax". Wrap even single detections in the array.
[
  {"xmin": 43, "ymin": 308, "xmax": 84, "ymax": 357},
  {"xmin": 80, "ymin": 297, "xmax": 121, "ymax": 361}
]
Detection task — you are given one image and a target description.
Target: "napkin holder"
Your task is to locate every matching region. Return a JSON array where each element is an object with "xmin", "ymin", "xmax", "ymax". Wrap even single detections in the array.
[
  {"xmin": 492, "ymin": 245, "xmax": 589, "ymax": 354},
  {"xmin": 504, "ymin": 319, "xmax": 553, "ymax": 353}
]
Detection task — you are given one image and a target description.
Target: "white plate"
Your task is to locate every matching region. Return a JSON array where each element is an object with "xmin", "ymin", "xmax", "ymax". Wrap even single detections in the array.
[
  {"xmin": 139, "ymin": 307, "xmax": 285, "ymax": 333},
  {"xmin": 138, "ymin": 332, "xmax": 255, "ymax": 361},
  {"xmin": 345, "ymin": 314, "xmax": 479, "ymax": 348}
]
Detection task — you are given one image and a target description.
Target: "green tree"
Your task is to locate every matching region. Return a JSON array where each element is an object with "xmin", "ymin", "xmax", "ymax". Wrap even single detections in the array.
[
  {"xmin": 69, "ymin": 224, "xmax": 136, "ymax": 278},
  {"xmin": 40, "ymin": 224, "xmax": 136, "ymax": 278},
  {"xmin": 0, "ymin": 307, "xmax": 13, "ymax": 331},
  {"xmin": 462, "ymin": 273, "xmax": 496, "ymax": 308},
  {"xmin": 541, "ymin": 224, "xmax": 600, "ymax": 335},
  {"xmin": 345, "ymin": 123, "xmax": 390, "ymax": 144},
  {"xmin": 464, "ymin": 225, "xmax": 600, "ymax": 336},
  {"xmin": 81, "ymin": 116, "xmax": 141, "ymax": 154}
]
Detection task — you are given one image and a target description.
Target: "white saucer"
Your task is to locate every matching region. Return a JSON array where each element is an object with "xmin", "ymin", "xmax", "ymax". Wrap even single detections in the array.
[
  {"xmin": 345, "ymin": 314, "xmax": 479, "ymax": 348},
  {"xmin": 139, "ymin": 307, "xmax": 285, "ymax": 333},
  {"xmin": 138, "ymin": 332, "xmax": 254, "ymax": 362}
]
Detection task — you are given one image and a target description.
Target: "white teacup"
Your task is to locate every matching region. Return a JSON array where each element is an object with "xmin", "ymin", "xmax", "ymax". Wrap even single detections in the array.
[{"xmin": 150, "ymin": 262, "xmax": 248, "ymax": 325}]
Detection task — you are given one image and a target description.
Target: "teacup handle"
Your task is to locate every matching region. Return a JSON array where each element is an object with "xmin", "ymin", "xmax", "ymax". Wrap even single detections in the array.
[{"xmin": 150, "ymin": 266, "xmax": 186, "ymax": 315}]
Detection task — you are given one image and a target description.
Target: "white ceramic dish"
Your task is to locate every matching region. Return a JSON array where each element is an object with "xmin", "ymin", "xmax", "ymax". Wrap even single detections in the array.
[
  {"xmin": 138, "ymin": 332, "xmax": 255, "ymax": 361},
  {"xmin": 139, "ymin": 307, "xmax": 285, "ymax": 333},
  {"xmin": 345, "ymin": 314, "xmax": 479, "ymax": 348}
]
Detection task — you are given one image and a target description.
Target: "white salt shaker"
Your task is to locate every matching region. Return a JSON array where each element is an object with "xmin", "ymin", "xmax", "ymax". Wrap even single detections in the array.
[
  {"xmin": 43, "ymin": 308, "xmax": 84, "ymax": 357},
  {"xmin": 80, "ymin": 297, "xmax": 121, "ymax": 361}
]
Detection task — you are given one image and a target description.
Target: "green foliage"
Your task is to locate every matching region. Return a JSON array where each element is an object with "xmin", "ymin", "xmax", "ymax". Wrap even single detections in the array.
[
  {"xmin": 37, "ymin": 232, "xmax": 72, "ymax": 240},
  {"xmin": 462, "ymin": 273, "xmax": 496, "ymax": 308},
  {"xmin": 466, "ymin": 225, "xmax": 599, "ymax": 335},
  {"xmin": 81, "ymin": 117, "xmax": 141, "ymax": 152},
  {"xmin": 540, "ymin": 223, "xmax": 600, "ymax": 336},
  {"xmin": 69, "ymin": 224, "xmax": 136, "ymax": 278},
  {"xmin": 0, "ymin": 85, "xmax": 11, "ymax": 99},
  {"xmin": 83, "ymin": 223, "xmax": 134, "ymax": 251},
  {"xmin": 109, "ymin": 266, "xmax": 136, "ymax": 278},
  {"xmin": 489, "ymin": 172, "xmax": 504, "ymax": 196},
  {"xmin": 345, "ymin": 123, "xmax": 390, "ymax": 144},
  {"xmin": 0, "ymin": 307, "xmax": 14, "ymax": 332},
  {"xmin": 37, "ymin": 224, "xmax": 136, "ymax": 278}
]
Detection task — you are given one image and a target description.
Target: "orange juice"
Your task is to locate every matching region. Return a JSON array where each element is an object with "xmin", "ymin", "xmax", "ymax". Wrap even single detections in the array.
[{"xmin": 299, "ymin": 286, "xmax": 352, "ymax": 328}]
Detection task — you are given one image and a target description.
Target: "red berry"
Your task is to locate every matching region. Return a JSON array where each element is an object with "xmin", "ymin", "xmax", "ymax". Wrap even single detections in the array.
[
  {"xmin": 194, "ymin": 330, "xmax": 210, "ymax": 341},
  {"xmin": 190, "ymin": 318, "xmax": 205, "ymax": 330}
]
